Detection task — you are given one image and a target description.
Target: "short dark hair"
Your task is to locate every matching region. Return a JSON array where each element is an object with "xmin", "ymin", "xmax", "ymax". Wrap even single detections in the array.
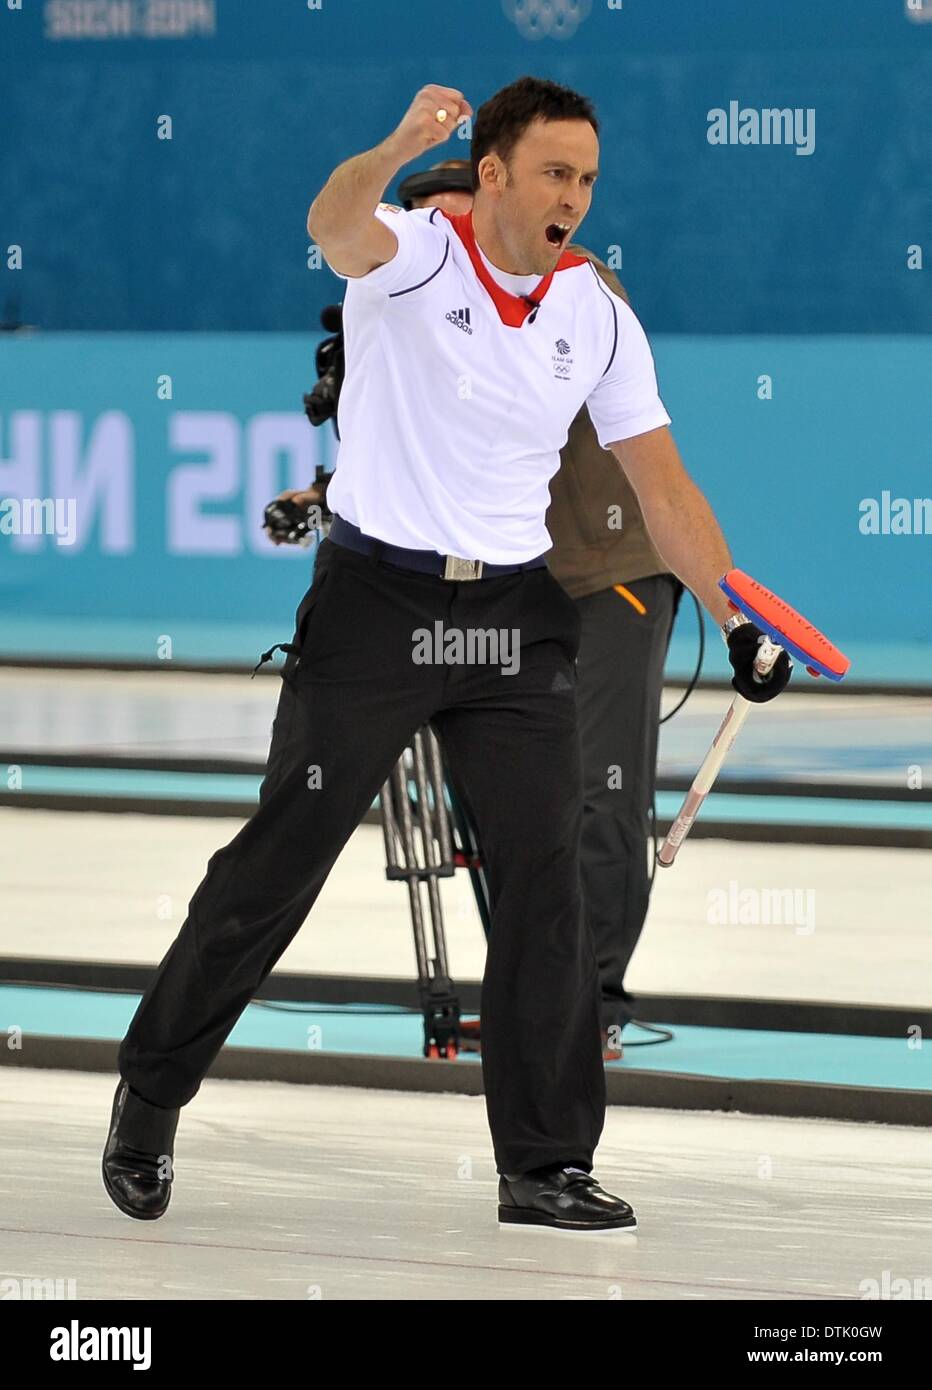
[{"xmin": 471, "ymin": 76, "xmax": 599, "ymax": 192}]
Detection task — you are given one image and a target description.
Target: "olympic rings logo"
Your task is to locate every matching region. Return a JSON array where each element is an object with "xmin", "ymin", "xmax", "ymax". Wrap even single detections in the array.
[{"xmin": 501, "ymin": 0, "xmax": 594, "ymax": 42}]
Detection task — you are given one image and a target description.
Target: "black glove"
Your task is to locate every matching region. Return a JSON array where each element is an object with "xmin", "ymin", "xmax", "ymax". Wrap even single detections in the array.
[{"xmin": 726, "ymin": 621, "xmax": 792, "ymax": 703}]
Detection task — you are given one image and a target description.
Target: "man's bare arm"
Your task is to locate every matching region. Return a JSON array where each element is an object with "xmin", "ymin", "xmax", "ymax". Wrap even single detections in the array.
[
  {"xmin": 306, "ymin": 84, "xmax": 472, "ymax": 278},
  {"xmin": 609, "ymin": 426, "xmax": 734, "ymax": 626}
]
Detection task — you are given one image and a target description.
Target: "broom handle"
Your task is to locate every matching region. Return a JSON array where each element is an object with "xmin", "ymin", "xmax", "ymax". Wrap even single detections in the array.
[{"xmin": 657, "ymin": 635, "xmax": 782, "ymax": 867}]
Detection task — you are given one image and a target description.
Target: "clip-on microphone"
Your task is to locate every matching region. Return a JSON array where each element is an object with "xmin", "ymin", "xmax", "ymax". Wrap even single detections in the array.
[{"xmin": 522, "ymin": 293, "xmax": 541, "ymax": 324}]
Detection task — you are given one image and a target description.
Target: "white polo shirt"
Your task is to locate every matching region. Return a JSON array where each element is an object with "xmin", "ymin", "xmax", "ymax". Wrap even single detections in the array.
[{"xmin": 324, "ymin": 204, "xmax": 670, "ymax": 563}]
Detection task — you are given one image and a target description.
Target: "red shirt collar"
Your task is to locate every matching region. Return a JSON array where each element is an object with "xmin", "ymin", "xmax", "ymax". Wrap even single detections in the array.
[{"xmin": 440, "ymin": 209, "xmax": 586, "ymax": 327}]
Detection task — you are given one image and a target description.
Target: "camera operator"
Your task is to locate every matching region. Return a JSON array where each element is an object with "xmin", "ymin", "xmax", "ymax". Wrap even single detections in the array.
[{"xmin": 275, "ymin": 156, "xmax": 682, "ymax": 1062}]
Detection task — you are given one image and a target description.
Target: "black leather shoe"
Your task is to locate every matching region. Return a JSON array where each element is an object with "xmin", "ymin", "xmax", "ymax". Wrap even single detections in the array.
[
  {"xmin": 102, "ymin": 1080, "xmax": 179, "ymax": 1221},
  {"xmin": 498, "ymin": 1167, "xmax": 637, "ymax": 1232}
]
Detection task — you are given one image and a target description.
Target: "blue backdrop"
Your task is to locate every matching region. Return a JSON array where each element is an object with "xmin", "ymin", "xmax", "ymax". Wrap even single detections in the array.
[
  {"xmin": 2, "ymin": 331, "xmax": 929, "ymax": 670},
  {"xmin": 2, "ymin": 1, "xmax": 930, "ymax": 678},
  {"xmin": 3, "ymin": 0, "xmax": 931, "ymax": 333}
]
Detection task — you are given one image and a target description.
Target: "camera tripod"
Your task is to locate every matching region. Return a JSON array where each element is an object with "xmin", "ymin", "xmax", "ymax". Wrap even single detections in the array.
[{"xmin": 379, "ymin": 724, "xmax": 491, "ymax": 1059}]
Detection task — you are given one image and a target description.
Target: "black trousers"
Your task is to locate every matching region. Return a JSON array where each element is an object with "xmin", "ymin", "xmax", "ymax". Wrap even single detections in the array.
[
  {"xmin": 119, "ymin": 537, "xmax": 606, "ymax": 1177},
  {"xmin": 575, "ymin": 576, "xmax": 681, "ymax": 1032}
]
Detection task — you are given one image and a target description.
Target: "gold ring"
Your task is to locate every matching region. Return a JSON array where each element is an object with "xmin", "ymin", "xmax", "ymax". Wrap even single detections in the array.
[{"xmin": 435, "ymin": 108, "xmax": 448, "ymax": 124}]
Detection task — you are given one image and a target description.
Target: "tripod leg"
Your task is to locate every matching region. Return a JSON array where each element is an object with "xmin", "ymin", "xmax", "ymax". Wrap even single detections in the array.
[{"xmin": 380, "ymin": 737, "xmax": 460, "ymax": 1058}]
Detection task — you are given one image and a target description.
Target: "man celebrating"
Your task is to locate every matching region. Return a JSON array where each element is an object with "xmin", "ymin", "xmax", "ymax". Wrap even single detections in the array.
[{"xmin": 103, "ymin": 77, "xmax": 789, "ymax": 1234}]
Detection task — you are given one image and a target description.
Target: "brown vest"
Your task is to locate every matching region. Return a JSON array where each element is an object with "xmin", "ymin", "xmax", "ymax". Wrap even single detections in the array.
[{"xmin": 545, "ymin": 246, "xmax": 668, "ymax": 598}]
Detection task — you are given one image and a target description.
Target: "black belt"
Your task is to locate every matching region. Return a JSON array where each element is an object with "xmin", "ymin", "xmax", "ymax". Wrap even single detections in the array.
[{"xmin": 328, "ymin": 515, "xmax": 548, "ymax": 581}]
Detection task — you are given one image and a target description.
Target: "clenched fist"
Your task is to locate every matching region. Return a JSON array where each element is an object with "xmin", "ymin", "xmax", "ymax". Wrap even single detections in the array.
[{"xmin": 386, "ymin": 85, "xmax": 473, "ymax": 164}]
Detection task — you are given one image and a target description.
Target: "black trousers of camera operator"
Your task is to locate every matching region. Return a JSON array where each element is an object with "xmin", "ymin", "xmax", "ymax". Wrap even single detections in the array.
[
  {"xmin": 118, "ymin": 535, "xmax": 606, "ymax": 1177},
  {"xmin": 577, "ymin": 575, "xmax": 682, "ymax": 1034}
]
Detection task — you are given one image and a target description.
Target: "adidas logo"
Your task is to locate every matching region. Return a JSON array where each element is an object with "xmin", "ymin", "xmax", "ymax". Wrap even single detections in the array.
[
  {"xmin": 550, "ymin": 670, "xmax": 573, "ymax": 693},
  {"xmin": 445, "ymin": 307, "xmax": 473, "ymax": 334}
]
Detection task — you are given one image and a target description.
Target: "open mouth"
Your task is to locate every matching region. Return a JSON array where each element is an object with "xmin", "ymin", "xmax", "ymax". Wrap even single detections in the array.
[{"xmin": 545, "ymin": 221, "xmax": 572, "ymax": 248}]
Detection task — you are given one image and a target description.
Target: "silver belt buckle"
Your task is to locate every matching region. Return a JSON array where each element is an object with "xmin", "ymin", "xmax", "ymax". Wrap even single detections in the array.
[{"xmin": 443, "ymin": 555, "xmax": 484, "ymax": 581}]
